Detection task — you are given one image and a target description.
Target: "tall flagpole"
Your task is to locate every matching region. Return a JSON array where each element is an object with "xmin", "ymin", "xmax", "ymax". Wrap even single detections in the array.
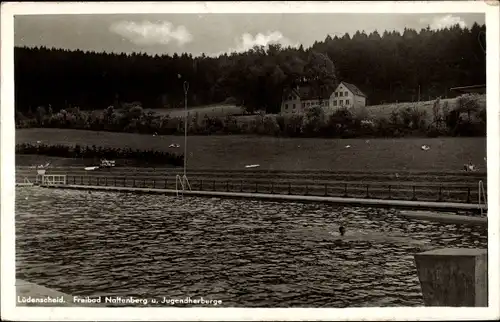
[{"xmin": 183, "ymin": 81, "xmax": 189, "ymax": 187}]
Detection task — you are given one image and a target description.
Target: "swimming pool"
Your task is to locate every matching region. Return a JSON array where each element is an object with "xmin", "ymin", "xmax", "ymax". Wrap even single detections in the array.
[{"xmin": 15, "ymin": 187, "xmax": 487, "ymax": 307}]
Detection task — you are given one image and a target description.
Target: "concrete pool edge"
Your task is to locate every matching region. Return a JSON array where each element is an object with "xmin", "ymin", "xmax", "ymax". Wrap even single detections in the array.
[
  {"xmin": 16, "ymin": 279, "xmax": 106, "ymax": 307},
  {"xmin": 399, "ymin": 211, "xmax": 487, "ymax": 228},
  {"xmin": 36, "ymin": 183, "xmax": 487, "ymax": 212},
  {"xmin": 16, "ymin": 279, "xmax": 77, "ymax": 307}
]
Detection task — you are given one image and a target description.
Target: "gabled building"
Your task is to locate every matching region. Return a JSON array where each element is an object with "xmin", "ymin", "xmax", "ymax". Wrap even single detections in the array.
[
  {"xmin": 330, "ymin": 81, "xmax": 367, "ymax": 109},
  {"xmin": 280, "ymin": 86, "xmax": 330, "ymax": 114},
  {"xmin": 280, "ymin": 81, "xmax": 367, "ymax": 115}
]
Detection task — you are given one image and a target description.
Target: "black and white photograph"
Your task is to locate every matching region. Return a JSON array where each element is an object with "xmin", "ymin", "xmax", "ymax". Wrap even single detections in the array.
[{"xmin": 1, "ymin": 1, "xmax": 499, "ymax": 321}]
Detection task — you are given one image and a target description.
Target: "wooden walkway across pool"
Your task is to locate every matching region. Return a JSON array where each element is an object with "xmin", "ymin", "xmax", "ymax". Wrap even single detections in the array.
[{"xmin": 38, "ymin": 183, "xmax": 488, "ymax": 214}]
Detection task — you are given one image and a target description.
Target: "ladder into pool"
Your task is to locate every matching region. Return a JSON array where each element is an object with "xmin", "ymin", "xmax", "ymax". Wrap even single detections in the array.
[
  {"xmin": 478, "ymin": 180, "xmax": 487, "ymax": 216},
  {"xmin": 175, "ymin": 174, "xmax": 191, "ymax": 197},
  {"xmin": 16, "ymin": 177, "xmax": 34, "ymax": 187}
]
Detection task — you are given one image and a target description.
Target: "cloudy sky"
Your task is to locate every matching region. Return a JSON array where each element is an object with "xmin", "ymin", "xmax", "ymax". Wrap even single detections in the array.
[{"xmin": 14, "ymin": 13, "xmax": 485, "ymax": 57}]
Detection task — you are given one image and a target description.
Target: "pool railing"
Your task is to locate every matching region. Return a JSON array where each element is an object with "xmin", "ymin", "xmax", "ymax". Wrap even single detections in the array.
[{"xmin": 28, "ymin": 174, "xmax": 488, "ymax": 206}]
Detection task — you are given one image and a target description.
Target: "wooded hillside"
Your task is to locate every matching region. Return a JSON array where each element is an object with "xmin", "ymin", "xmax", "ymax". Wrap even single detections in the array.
[{"xmin": 14, "ymin": 23, "xmax": 486, "ymax": 114}]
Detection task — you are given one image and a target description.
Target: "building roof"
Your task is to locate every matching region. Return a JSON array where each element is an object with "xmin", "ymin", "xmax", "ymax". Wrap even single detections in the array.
[
  {"xmin": 296, "ymin": 86, "xmax": 330, "ymax": 100},
  {"xmin": 283, "ymin": 81, "xmax": 367, "ymax": 101},
  {"xmin": 450, "ymin": 84, "xmax": 486, "ymax": 94},
  {"xmin": 340, "ymin": 81, "xmax": 367, "ymax": 98},
  {"xmin": 284, "ymin": 86, "xmax": 330, "ymax": 101}
]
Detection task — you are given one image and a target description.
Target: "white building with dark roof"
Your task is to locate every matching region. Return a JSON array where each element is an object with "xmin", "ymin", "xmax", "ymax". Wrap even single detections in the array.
[
  {"xmin": 331, "ymin": 81, "xmax": 367, "ymax": 109},
  {"xmin": 281, "ymin": 81, "xmax": 367, "ymax": 115}
]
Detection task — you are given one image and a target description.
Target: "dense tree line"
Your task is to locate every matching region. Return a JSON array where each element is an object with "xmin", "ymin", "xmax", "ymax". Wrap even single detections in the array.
[
  {"xmin": 16, "ymin": 143, "xmax": 184, "ymax": 166},
  {"xmin": 15, "ymin": 23, "xmax": 485, "ymax": 114},
  {"xmin": 16, "ymin": 94, "xmax": 486, "ymax": 137}
]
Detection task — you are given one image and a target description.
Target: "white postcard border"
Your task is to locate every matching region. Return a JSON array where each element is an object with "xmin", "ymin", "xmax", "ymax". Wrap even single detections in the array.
[{"xmin": 1, "ymin": 1, "xmax": 499, "ymax": 321}]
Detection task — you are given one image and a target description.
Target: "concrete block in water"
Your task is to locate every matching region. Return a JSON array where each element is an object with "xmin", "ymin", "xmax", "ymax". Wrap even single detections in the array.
[{"xmin": 414, "ymin": 248, "xmax": 488, "ymax": 307}]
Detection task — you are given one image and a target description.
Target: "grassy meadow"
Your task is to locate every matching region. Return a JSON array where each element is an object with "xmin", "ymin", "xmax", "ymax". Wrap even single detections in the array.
[
  {"xmin": 16, "ymin": 128, "xmax": 486, "ymax": 172},
  {"xmin": 365, "ymin": 96, "xmax": 486, "ymax": 122}
]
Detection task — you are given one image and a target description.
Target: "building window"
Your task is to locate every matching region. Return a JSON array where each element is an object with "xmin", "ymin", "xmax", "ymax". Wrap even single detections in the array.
[
  {"xmin": 339, "ymin": 92, "xmax": 343, "ymax": 97},
  {"xmin": 334, "ymin": 92, "xmax": 338, "ymax": 97},
  {"xmin": 346, "ymin": 99, "xmax": 350, "ymax": 105},
  {"xmin": 293, "ymin": 103, "xmax": 296, "ymax": 109},
  {"xmin": 339, "ymin": 100, "xmax": 343, "ymax": 105},
  {"xmin": 333, "ymin": 100, "xmax": 337, "ymax": 106},
  {"xmin": 285, "ymin": 104, "xmax": 288, "ymax": 109},
  {"xmin": 345, "ymin": 91, "xmax": 348, "ymax": 96}
]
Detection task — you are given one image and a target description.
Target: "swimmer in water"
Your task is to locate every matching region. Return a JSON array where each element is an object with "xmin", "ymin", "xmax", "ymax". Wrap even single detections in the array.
[
  {"xmin": 326, "ymin": 226, "xmax": 346, "ymax": 238},
  {"xmin": 331, "ymin": 226, "xmax": 346, "ymax": 245}
]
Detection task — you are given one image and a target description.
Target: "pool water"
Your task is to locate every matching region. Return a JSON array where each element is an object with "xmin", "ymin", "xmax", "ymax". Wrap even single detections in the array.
[{"xmin": 15, "ymin": 187, "xmax": 487, "ymax": 307}]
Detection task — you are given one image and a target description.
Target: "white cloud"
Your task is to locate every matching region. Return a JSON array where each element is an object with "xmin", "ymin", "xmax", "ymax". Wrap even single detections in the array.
[
  {"xmin": 420, "ymin": 15, "xmax": 467, "ymax": 30},
  {"xmin": 109, "ymin": 20, "xmax": 193, "ymax": 46},
  {"xmin": 222, "ymin": 31, "xmax": 299, "ymax": 54}
]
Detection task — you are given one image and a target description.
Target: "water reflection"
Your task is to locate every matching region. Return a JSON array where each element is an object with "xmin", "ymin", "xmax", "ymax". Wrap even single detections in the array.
[{"xmin": 15, "ymin": 187, "xmax": 487, "ymax": 307}]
